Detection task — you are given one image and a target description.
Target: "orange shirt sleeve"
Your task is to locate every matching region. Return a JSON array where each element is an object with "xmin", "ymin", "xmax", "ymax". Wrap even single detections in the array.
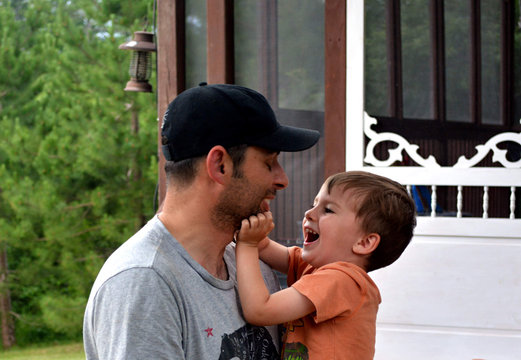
[
  {"xmin": 291, "ymin": 262, "xmax": 372, "ymax": 324},
  {"xmin": 286, "ymin": 246, "xmax": 310, "ymax": 286}
]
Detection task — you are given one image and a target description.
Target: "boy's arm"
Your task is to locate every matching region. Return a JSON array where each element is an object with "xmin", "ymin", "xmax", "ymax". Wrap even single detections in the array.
[
  {"xmin": 257, "ymin": 237, "xmax": 290, "ymax": 274},
  {"xmin": 236, "ymin": 213, "xmax": 315, "ymax": 326}
]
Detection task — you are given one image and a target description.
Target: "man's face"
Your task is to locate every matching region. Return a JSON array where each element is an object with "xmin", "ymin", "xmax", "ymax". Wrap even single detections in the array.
[{"xmin": 212, "ymin": 146, "xmax": 288, "ymax": 231}]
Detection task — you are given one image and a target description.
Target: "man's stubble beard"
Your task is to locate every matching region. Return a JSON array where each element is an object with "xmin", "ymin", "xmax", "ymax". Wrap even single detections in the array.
[{"xmin": 211, "ymin": 176, "xmax": 268, "ymax": 233}]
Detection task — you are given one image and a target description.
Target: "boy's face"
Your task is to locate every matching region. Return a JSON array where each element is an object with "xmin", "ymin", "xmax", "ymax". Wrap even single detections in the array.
[{"xmin": 301, "ymin": 184, "xmax": 367, "ymax": 269}]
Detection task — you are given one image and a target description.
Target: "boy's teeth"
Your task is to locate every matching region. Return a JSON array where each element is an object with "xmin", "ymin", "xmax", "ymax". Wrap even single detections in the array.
[{"xmin": 304, "ymin": 228, "xmax": 319, "ymax": 243}]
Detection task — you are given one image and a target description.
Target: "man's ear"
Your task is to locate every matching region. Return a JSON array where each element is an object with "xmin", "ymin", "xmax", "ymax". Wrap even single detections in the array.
[
  {"xmin": 206, "ymin": 146, "xmax": 231, "ymax": 185},
  {"xmin": 353, "ymin": 233, "xmax": 380, "ymax": 255}
]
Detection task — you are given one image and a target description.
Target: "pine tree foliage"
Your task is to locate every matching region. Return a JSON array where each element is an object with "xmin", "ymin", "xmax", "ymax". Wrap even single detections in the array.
[{"xmin": 0, "ymin": 0, "xmax": 158, "ymax": 345}]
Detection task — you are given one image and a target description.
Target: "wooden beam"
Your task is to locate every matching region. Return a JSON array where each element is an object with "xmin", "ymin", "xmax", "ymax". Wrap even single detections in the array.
[
  {"xmin": 469, "ymin": 0, "xmax": 482, "ymax": 125},
  {"xmin": 207, "ymin": 0, "xmax": 234, "ymax": 84},
  {"xmin": 387, "ymin": 0, "xmax": 403, "ymax": 119},
  {"xmin": 431, "ymin": 0, "xmax": 446, "ymax": 122},
  {"xmin": 324, "ymin": 0, "xmax": 346, "ymax": 177},
  {"xmin": 258, "ymin": 0, "xmax": 278, "ymax": 104},
  {"xmin": 500, "ymin": 0, "xmax": 514, "ymax": 127},
  {"xmin": 156, "ymin": 0, "xmax": 186, "ymax": 206}
]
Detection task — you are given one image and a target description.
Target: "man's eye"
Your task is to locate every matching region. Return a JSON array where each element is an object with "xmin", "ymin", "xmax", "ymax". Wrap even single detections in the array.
[
  {"xmin": 266, "ymin": 163, "xmax": 272, "ymax": 171},
  {"xmin": 325, "ymin": 208, "xmax": 334, "ymax": 214}
]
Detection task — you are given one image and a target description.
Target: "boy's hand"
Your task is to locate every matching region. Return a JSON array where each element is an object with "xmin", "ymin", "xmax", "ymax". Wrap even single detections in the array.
[{"xmin": 236, "ymin": 211, "xmax": 274, "ymax": 247}]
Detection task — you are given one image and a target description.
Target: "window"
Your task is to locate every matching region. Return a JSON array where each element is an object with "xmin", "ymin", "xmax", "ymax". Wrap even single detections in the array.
[
  {"xmin": 365, "ymin": 0, "xmax": 520, "ymax": 129},
  {"xmin": 185, "ymin": 0, "xmax": 207, "ymax": 88},
  {"xmin": 234, "ymin": 0, "xmax": 325, "ymax": 242},
  {"xmin": 364, "ymin": 0, "xmax": 521, "ymax": 217}
]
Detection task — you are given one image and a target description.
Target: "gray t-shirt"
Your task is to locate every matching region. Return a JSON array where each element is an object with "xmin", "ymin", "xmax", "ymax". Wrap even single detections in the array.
[{"xmin": 83, "ymin": 215, "xmax": 281, "ymax": 359}]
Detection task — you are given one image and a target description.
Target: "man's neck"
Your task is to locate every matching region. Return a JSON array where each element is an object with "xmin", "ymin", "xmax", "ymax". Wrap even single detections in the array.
[{"xmin": 158, "ymin": 206, "xmax": 233, "ymax": 280}]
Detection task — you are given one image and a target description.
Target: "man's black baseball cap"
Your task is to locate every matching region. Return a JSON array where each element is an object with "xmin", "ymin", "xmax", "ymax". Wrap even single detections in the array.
[{"xmin": 161, "ymin": 83, "xmax": 321, "ymax": 162}]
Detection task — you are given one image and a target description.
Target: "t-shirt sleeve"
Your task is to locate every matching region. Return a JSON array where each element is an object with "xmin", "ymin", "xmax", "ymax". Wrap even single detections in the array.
[
  {"xmin": 286, "ymin": 246, "xmax": 310, "ymax": 287},
  {"xmin": 86, "ymin": 268, "xmax": 184, "ymax": 360},
  {"xmin": 291, "ymin": 264, "xmax": 367, "ymax": 324}
]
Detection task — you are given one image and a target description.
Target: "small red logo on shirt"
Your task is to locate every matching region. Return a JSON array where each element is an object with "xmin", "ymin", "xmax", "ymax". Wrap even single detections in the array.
[{"xmin": 204, "ymin": 327, "xmax": 214, "ymax": 337}]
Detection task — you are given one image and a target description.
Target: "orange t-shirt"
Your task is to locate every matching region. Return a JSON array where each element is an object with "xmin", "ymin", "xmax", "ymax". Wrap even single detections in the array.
[{"xmin": 282, "ymin": 247, "xmax": 381, "ymax": 360}]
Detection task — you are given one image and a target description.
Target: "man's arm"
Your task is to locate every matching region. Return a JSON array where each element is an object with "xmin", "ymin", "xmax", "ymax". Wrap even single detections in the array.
[{"xmin": 236, "ymin": 213, "xmax": 315, "ymax": 326}]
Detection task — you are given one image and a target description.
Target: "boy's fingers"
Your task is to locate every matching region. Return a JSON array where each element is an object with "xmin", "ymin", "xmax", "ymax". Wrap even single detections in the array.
[
  {"xmin": 257, "ymin": 211, "xmax": 273, "ymax": 221},
  {"xmin": 248, "ymin": 215, "xmax": 259, "ymax": 228},
  {"xmin": 257, "ymin": 212, "xmax": 273, "ymax": 231},
  {"xmin": 241, "ymin": 218, "xmax": 250, "ymax": 229}
]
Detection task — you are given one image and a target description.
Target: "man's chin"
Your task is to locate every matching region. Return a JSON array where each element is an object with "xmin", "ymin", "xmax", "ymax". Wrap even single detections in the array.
[{"xmin": 260, "ymin": 199, "xmax": 271, "ymax": 212}]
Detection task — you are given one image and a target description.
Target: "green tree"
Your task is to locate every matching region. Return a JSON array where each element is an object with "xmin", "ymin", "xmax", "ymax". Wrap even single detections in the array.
[{"xmin": 0, "ymin": 0, "xmax": 158, "ymax": 347}]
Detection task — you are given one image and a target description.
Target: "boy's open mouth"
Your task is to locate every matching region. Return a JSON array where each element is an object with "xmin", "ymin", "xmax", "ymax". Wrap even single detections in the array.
[{"xmin": 304, "ymin": 228, "xmax": 319, "ymax": 244}]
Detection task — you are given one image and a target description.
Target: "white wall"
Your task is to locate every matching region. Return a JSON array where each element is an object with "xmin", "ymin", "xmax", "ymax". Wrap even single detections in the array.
[{"xmin": 371, "ymin": 218, "xmax": 521, "ymax": 360}]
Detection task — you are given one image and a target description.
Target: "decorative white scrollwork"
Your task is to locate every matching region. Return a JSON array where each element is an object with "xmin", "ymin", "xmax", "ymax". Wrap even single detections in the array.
[
  {"xmin": 363, "ymin": 112, "xmax": 441, "ymax": 168},
  {"xmin": 454, "ymin": 132, "xmax": 521, "ymax": 168},
  {"xmin": 363, "ymin": 112, "xmax": 521, "ymax": 169}
]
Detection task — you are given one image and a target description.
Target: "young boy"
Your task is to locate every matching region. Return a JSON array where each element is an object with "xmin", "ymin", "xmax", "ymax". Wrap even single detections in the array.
[{"xmin": 235, "ymin": 171, "xmax": 417, "ymax": 360}]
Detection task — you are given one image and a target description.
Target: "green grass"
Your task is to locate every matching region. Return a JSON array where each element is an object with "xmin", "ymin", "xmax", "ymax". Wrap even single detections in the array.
[{"xmin": 0, "ymin": 342, "xmax": 85, "ymax": 360}]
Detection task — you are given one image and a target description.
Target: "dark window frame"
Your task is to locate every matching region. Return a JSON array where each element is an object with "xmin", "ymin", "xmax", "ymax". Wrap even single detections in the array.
[{"xmin": 378, "ymin": 0, "xmax": 518, "ymax": 135}]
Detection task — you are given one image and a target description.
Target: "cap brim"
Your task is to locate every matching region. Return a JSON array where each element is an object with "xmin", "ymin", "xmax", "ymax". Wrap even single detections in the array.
[{"xmin": 250, "ymin": 125, "xmax": 321, "ymax": 152}]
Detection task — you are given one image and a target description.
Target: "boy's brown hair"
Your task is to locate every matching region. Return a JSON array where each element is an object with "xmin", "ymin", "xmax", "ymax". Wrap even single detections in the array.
[{"xmin": 325, "ymin": 171, "xmax": 417, "ymax": 272}]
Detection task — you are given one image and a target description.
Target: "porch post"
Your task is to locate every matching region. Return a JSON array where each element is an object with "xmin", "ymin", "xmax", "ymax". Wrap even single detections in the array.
[
  {"xmin": 156, "ymin": 0, "xmax": 186, "ymax": 206},
  {"xmin": 325, "ymin": 0, "xmax": 347, "ymax": 177}
]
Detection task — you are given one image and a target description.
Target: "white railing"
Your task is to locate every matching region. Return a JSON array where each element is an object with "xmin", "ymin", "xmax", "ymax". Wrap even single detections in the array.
[
  {"xmin": 403, "ymin": 184, "xmax": 518, "ymax": 219},
  {"xmin": 360, "ymin": 113, "xmax": 521, "ymax": 221}
]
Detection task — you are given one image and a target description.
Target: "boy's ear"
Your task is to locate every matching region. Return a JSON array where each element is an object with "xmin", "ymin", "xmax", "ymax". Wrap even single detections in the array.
[
  {"xmin": 206, "ymin": 146, "xmax": 231, "ymax": 185},
  {"xmin": 353, "ymin": 233, "xmax": 380, "ymax": 255}
]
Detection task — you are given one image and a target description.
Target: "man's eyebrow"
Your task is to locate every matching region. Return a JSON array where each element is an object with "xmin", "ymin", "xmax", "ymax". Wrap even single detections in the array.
[{"xmin": 264, "ymin": 150, "xmax": 280, "ymax": 158}]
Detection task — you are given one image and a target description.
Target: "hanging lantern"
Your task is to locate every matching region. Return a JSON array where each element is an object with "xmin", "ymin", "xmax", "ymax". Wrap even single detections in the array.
[{"xmin": 119, "ymin": 31, "xmax": 156, "ymax": 92}]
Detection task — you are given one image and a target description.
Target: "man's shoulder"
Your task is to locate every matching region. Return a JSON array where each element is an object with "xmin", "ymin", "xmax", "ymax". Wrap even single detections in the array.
[
  {"xmin": 109, "ymin": 217, "xmax": 165, "ymax": 263},
  {"xmin": 90, "ymin": 217, "xmax": 177, "ymax": 290}
]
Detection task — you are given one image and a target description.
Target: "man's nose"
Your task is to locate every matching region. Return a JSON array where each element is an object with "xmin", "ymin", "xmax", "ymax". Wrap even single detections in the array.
[{"xmin": 273, "ymin": 161, "xmax": 289, "ymax": 190}]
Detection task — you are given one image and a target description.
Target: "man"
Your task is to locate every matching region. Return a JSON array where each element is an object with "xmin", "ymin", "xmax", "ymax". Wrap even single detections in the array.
[{"xmin": 83, "ymin": 83, "xmax": 320, "ymax": 359}]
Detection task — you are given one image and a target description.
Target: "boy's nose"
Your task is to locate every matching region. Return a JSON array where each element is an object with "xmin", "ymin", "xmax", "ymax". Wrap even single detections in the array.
[{"xmin": 304, "ymin": 207, "xmax": 315, "ymax": 220}]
